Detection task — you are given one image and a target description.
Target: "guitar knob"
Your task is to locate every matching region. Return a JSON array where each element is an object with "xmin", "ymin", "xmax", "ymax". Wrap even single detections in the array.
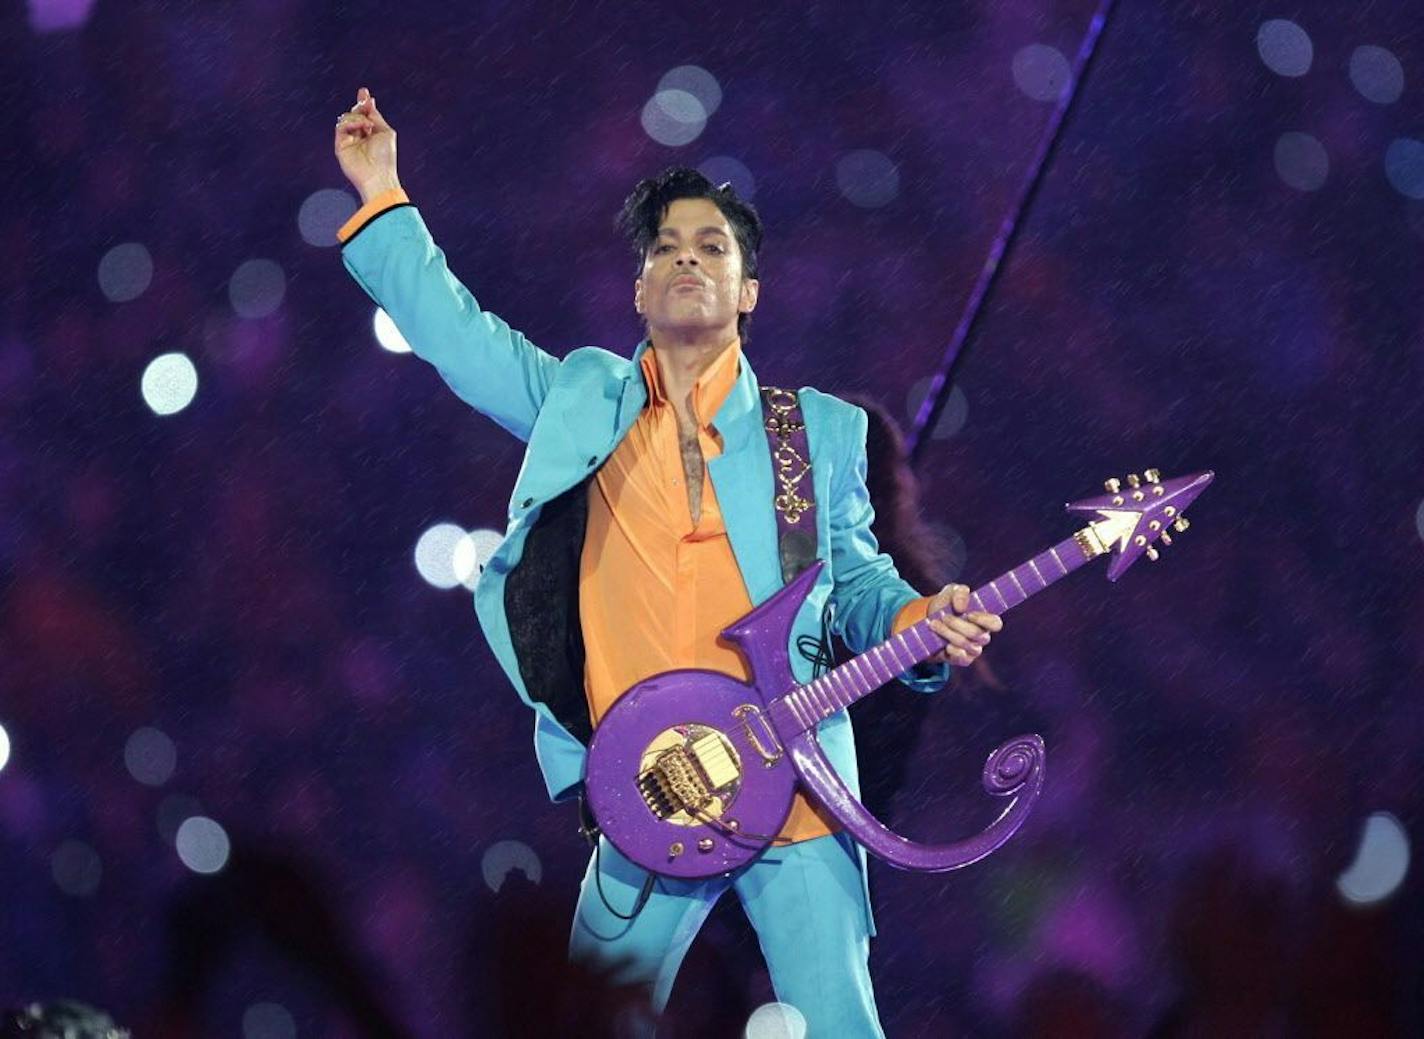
[
  {"xmin": 1145, "ymin": 547, "xmax": 1160, "ymax": 561},
  {"xmin": 1104, "ymin": 478, "xmax": 1121, "ymax": 494},
  {"xmin": 669, "ymin": 842, "xmax": 684, "ymax": 858},
  {"xmin": 1173, "ymin": 517, "xmax": 1190, "ymax": 532},
  {"xmin": 698, "ymin": 838, "xmax": 715, "ymax": 853},
  {"xmin": 1144, "ymin": 469, "xmax": 1161, "ymax": 483},
  {"xmin": 1126, "ymin": 473, "xmax": 1142, "ymax": 488},
  {"xmin": 1159, "ymin": 531, "xmax": 1173, "ymax": 546}
]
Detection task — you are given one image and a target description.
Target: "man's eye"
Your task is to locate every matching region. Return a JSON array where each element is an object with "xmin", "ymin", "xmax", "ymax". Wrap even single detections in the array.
[
  {"xmin": 703, "ymin": 244, "xmax": 725, "ymax": 254},
  {"xmin": 653, "ymin": 244, "xmax": 673, "ymax": 254}
]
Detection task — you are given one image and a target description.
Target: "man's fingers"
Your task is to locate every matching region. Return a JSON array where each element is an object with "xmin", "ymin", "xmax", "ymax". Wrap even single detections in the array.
[
  {"xmin": 966, "ymin": 611, "xmax": 1003, "ymax": 633},
  {"xmin": 929, "ymin": 614, "xmax": 991, "ymax": 644}
]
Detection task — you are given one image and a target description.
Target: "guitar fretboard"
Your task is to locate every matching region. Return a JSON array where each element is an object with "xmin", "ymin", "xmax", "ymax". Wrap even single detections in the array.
[{"xmin": 772, "ymin": 533, "xmax": 1092, "ymax": 734}]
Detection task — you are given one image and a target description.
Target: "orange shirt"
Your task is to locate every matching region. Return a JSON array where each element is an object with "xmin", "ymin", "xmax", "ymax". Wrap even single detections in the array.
[{"xmin": 580, "ymin": 339, "xmax": 929, "ymax": 843}]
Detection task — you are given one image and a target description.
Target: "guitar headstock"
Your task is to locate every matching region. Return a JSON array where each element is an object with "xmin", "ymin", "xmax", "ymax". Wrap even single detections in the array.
[{"xmin": 1065, "ymin": 468, "xmax": 1213, "ymax": 581}]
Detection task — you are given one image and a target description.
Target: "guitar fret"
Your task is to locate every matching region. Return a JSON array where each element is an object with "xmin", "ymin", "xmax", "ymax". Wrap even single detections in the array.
[
  {"xmin": 986, "ymin": 581, "xmax": 1010, "ymax": 612},
  {"xmin": 809, "ymin": 682, "xmax": 830, "ymax": 717},
  {"xmin": 1027, "ymin": 558, "xmax": 1046, "ymax": 587},
  {"xmin": 829, "ymin": 668, "xmax": 851, "ymax": 703},
  {"xmin": 849, "ymin": 657, "xmax": 871, "ymax": 690},
  {"xmin": 820, "ymin": 677, "xmax": 841, "ymax": 710},
  {"xmin": 1048, "ymin": 546, "xmax": 1068, "ymax": 575},
  {"xmin": 871, "ymin": 645, "xmax": 891, "ymax": 680},
  {"xmin": 890, "ymin": 634, "xmax": 911, "ymax": 671},
  {"xmin": 908, "ymin": 625, "xmax": 934, "ymax": 658},
  {"xmin": 1008, "ymin": 570, "xmax": 1027, "ymax": 599},
  {"xmin": 786, "ymin": 692, "xmax": 809, "ymax": 729},
  {"xmin": 969, "ymin": 592, "xmax": 987, "ymax": 612}
]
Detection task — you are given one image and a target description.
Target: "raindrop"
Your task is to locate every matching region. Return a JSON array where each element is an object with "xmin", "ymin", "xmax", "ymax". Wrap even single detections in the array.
[
  {"xmin": 1256, "ymin": 19, "xmax": 1313, "ymax": 77},
  {"xmin": 140, "ymin": 352, "xmax": 199, "ymax": 416},
  {"xmin": 97, "ymin": 242, "xmax": 154, "ymax": 303},
  {"xmin": 0, "ymin": 723, "xmax": 9, "ymax": 774},
  {"xmin": 1274, "ymin": 132, "xmax": 1329, "ymax": 192}
]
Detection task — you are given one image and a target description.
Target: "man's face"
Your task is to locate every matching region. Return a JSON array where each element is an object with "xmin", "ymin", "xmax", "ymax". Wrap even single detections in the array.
[{"xmin": 634, "ymin": 197, "xmax": 758, "ymax": 340}]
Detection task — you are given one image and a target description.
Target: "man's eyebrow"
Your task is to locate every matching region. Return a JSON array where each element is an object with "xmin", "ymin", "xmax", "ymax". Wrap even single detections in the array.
[{"xmin": 654, "ymin": 226, "xmax": 731, "ymax": 238}]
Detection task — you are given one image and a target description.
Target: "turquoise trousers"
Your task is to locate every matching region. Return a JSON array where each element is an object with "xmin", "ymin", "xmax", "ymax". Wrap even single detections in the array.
[{"xmin": 569, "ymin": 830, "xmax": 884, "ymax": 1037}]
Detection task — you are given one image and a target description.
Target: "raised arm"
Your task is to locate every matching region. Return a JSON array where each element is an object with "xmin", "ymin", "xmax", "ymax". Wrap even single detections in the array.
[{"xmin": 333, "ymin": 87, "xmax": 558, "ymax": 442}]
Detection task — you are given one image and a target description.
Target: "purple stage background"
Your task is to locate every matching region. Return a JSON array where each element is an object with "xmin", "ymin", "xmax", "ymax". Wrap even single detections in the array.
[{"xmin": 2, "ymin": 1, "xmax": 1421, "ymax": 1035}]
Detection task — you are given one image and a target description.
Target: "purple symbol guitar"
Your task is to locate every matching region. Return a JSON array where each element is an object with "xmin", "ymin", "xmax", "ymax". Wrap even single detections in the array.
[{"xmin": 585, "ymin": 468, "xmax": 1213, "ymax": 878}]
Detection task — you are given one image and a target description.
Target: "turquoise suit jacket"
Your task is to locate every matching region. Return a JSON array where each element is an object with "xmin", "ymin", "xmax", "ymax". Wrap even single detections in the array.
[{"xmin": 340, "ymin": 204, "xmax": 949, "ymax": 925}]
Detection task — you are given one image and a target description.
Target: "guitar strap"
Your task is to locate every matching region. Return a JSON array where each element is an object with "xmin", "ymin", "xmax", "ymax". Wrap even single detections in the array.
[{"xmin": 759, "ymin": 386, "xmax": 818, "ymax": 583}]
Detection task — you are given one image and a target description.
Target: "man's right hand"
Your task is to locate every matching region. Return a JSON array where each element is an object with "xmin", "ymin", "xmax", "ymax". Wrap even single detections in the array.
[{"xmin": 334, "ymin": 87, "xmax": 401, "ymax": 204}]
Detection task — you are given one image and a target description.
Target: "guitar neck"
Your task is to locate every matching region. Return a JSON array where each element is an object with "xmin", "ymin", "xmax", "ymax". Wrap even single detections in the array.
[{"xmin": 773, "ymin": 530, "xmax": 1099, "ymax": 732}]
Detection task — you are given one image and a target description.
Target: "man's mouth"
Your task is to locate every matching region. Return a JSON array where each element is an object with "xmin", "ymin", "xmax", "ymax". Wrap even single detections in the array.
[{"xmin": 670, "ymin": 276, "xmax": 706, "ymax": 290}]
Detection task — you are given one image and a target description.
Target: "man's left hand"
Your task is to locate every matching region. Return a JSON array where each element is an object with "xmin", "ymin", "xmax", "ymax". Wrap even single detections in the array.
[{"xmin": 923, "ymin": 584, "xmax": 1003, "ymax": 666}]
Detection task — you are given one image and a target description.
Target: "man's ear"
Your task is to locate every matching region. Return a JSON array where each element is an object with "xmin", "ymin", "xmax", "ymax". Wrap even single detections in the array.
[{"xmin": 739, "ymin": 278, "xmax": 759, "ymax": 314}]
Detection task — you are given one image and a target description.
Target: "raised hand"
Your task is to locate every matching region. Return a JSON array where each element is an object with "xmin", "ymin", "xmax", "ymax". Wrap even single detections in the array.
[{"xmin": 333, "ymin": 86, "xmax": 401, "ymax": 204}]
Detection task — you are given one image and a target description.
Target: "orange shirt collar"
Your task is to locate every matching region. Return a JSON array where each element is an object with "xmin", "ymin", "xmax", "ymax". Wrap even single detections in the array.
[{"xmin": 639, "ymin": 338, "xmax": 743, "ymax": 428}]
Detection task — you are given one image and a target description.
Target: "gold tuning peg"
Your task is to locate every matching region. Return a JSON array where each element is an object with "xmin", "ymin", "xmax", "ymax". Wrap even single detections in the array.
[
  {"xmin": 1104, "ymin": 478, "xmax": 1121, "ymax": 494},
  {"xmin": 1126, "ymin": 473, "xmax": 1142, "ymax": 488},
  {"xmin": 1172, "ymin": 516, "xmax": 1190, "ymax": 533},
  {"xmin": 1144, "ymin": 468, "xmax": 1161, "ymax": 483},
  {"xmin": 1145, "ymin": 547, "xmax": 1160, "ymax": 561},
  {"xmin": 1159, "ymin": 531, "xmax": 1173, "ymax": 546}
]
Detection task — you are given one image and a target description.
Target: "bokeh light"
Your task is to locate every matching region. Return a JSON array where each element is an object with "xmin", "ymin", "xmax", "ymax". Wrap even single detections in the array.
[
  {"xmin": 1274, "ymin": 132, "xmax": 1329, "ymax": 192},
  {"xmin": 658, "ymin": 65, "xmax": 722, "ymax": 117},
  {"xmin": 242, "ymin": 1002, "xmax": 297, "ymax": 1039},
  {"xmin": 1256, "ymin": 19, "xmax": 1313, "ymax": 77},
  {"xmin": 298, "ymin": 187, "xmax": 359, "ymax": 247},
  {"xmin": 641, "ymin": 90, "xmax": 707, "ymax": 147},
  {"xmin": 140, "ymin": 352, "xmax": 199, "ymax": 416},
  {"xmin": 26, "ymin": 0, "xmax": 98, "ymax": 33},
  {"xmin": 229, "ymin": 259, "xmax": 287, "ymax": 319},
  {"xmin": 1336, "ymin": 811, "xmax": 1409, "ymax": 905},
  {"xmin": 1349, "ymin": 45, "xmax": 1404, "ymax": 104},
  {"xmin": 373, "ymin": 307, "xmax": 413, "ymax": 353},
  {"xmin": 836, "ymin": 150, "xmax": 899, "ymax": 209},
  {"xmin": 454, "ymin": 528, "xmax": 505, "ymax": 590},
  {"xmin": 744, "ymin": 1002, "xmax": 808, "ymax": 1039},
  {"xmin": 97, "ymin": 242, "xmax": 154, "ymax": 303},
  {"xmin": 1384, "ymin": 138, "xmax": 1424, "ymax": 199},
  {"xmin": 175, "ymin": 815, "xmax": 231, "ymax": 874},
  {"xmin": 1012, "ymin": 44, "xmax": 1071, "ymax": 102},
  {"xmin": 0, "ymin": 723, "xmax": 10, "ymax": 773},
  {"xmin": 124, "ymin": 727, "xmax": 177, "ymax": 787},
  {"xmin": 51, "ymin": 840, "xmax": 102, "ymax": 897},
  {"xmin": 698, "ymin": 155, "xmax": 756, "ymax": 200},
  {"xmin": 481, "ymin": 839, "xmax": 543, "ymax": 893},
  {"xmin": 414, "ymin": 522, "xmax": 471, "ymax": 589},
  {"xmin": 906, "ymin": 377, "xmax": 969, "ymax": 439}
]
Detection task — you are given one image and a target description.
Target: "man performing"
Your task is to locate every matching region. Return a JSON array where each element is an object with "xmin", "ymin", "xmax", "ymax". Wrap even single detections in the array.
[{"xmin": 333, "ymin": 86, "xmax": 1003, "ymax": 1036}]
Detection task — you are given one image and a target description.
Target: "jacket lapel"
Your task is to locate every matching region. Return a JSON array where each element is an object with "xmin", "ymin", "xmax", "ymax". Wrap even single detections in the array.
[{"xmin": 708, "ymin": 354, "xmax": 782, "ymax": 606}]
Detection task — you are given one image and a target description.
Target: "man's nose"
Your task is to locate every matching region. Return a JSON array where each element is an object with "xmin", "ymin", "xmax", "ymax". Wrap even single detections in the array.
[{"xmin": 674, "ymin": 251, "xmax": 699, "ymax": 266}]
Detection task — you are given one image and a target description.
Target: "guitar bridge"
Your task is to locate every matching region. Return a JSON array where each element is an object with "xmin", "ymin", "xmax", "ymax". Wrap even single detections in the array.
[{"xmin": 638, "ymin": 730, "xmax": 740, "ymax": 822}]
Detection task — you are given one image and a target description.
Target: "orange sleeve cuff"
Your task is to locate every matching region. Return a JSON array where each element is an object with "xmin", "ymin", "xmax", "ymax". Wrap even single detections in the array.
[
  {"xmin": 336, "ymin": 186, "xmax": 411, "ymax": 244},
  {"xmin": 892, "ymin": 595, "xmax": 932, "ymax": 634}
]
